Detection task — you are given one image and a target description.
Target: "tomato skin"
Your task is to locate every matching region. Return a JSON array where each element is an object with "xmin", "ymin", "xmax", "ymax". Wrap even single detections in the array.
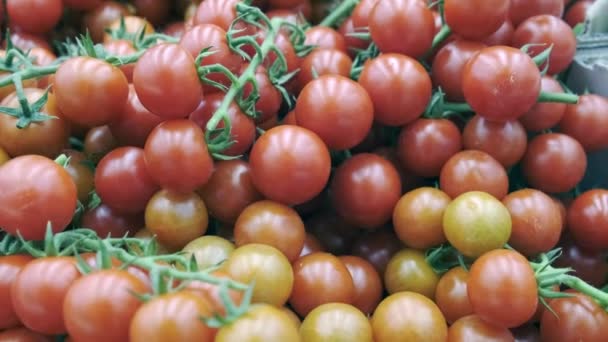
[
  {"xmin": 296, "ymin": 49, "xmax": 353, "ymax": 95},
  {"xmin": 0, "ymin": 155, "xmax": 77, "ymax": 240},
  {"xmin": 371, "ymin": 292, "xmax": 448, "ymax": 342},
  {"xmin": 95, "ymin": 147, "xmax": 159, "ymax": 214},
  {"xmin": 242, "ymin": 66, "xmax": 281, "ymax": 123},
  {"xmin": 184, "ymin": 270, "xmax": 244, "ymax": 318},
  {"xmin": 133, "ymin": 0, "xmax": 171, "ymax": 26},
  {"xmin": 462, "ymin": 116, "xmax": 527, "ymax": 168},
  {"xmin": 63, "ymin": 269, "xmax": 148, "ymax": 342},
  {"xmin": 443, "ymin": 191, "xmax": 512, "ymax": 258},
  {"xmin": 0, "ymin": 255, "xmax": 34, "ymax": 330},
  {"xmin": 129, "ymin": 291, "xmax": 214, "ymax": 342},
  {"xmin": 339, "ymin": 256, "xmax": 383, "ymax": 315},
  {"xmin": 103, "ymin": 16, "xmax": 154, "ymax": 44},
  {"xmin": 7, "ymin": 0, "xmax": 63, "ymax": 35},
  {"xmin": 63, "ymin": 0, "xmax": 103, "ymax": 11},
  {"xmin": 306, "ymin": 211, "xmax": 358, "ymax": 255},
  {"xmin": 558, "ymin": 94, "xmax": 608, "ymax": 152},
  {"xmin": 463, "ymin": 46, "xmax": 541, "ymax": 122},
  {"xmin": 519, "ymin": 76, "xmax": 567, "ymax": 132},
  {"xmin": 215, "ymin": 304, "xmax": 300, "ymax": 342},
  {"xmin": 564, "ymin": 1, "xmax": 594, "ymax": 28},
  {"xmin": 83, "ymin": 1, "xmax": 130, "ymax": 43},
  {"xmin": 182, "ymin": 236, "xmax": 235, "ymax": 270},
  {"xmin": 193, "ymin": 0, "xmax": 239, "ymax": 31},
  {"xmin": 554, "ymin": 235, "xmax": 608, "ymax": 288},
  {"xmin": 444, "ymin": 0, "xmax": 509, "ymax": 40},
  {"xmin": 468, "ymin": 249, "xmax": 538, "ymax": 328},
  {"xmin": 522, "ymin": 133, "xmax": 587, "ymax": 194},
  {"xmin": 351, "ymin": 0, "xmax": 379, "ymax": 28},
  {"xmin": 358, "ymin": 53, "xmax": 432, "ymax": 126},
  {"xmin": 133, "ymin": 44, "xmax": 203, "ymax": 119},
  {"xmin": 103, "ymin": 40, "xmax": 137, "ymax": 82},
  {"xmin": 540, "ymin": 290, "xmax": 608, "ymax": 342},
  {"xmin": 300, "ymin": 303, "xmax": 373, "ymax": 342},
  {"xmin": 338, "ymin": 18, "xmax": 368, "ymax": 59},
  {"xmin": 435, "ymin": 267, "xmax": 473, "ymax": 324},
  {"xmin": 331, "ymin": 153, "xmax": 402, "ymax": 229},
  {"xmin": 482, "ymin": 20, "xmax": 515, "ymax": 46},
  {"xmin": 81, "ymin": 203, "xmax": 143, "ymax": 238},
  {"xmin": 11, "ymin": 257, "xmax": 80, "ymax": 334},
  {"xmin": 351, "ymin": 230, "xmax": 404, "ymax": 276},
  {"xmin": 508, "ymin": 0, "xmax": 564, "ymax": 27},
  {"xmin": 62, "ymin": 150, "xmax": 95, "ymax": 205},
  {"xmin": 385, "ymin": 249, "xmax": 440, "ymax": 299},
  {"xmin": 448, "ymin": 315, "xmax": 515, "ymax": 342},
  {"xmin": 0, "ymin": 326, "xmax": 53, "ymax": 341},
  {"xmin": 369, "ymin": 0, "xmax": 435, "ymax": 58},
  {"xmin": 567, "ymin": 189, "xmax": 608, "ymax": 252},
  {"xmin": 290, "ymin": 252, "xmax": 355, "ymax": 317},
  {"xmin": 249, "ymin": 125, "xmax": 331, "ymax": 206},
  {"xmin": 305, "ymin": 26, "xmax": 347, "ymax": 52}
]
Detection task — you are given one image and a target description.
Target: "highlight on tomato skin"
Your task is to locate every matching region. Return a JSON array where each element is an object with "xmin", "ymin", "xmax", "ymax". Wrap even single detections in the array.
[{"xmin": 0, "ymin": 0, "xmax": 606, "ymax": 340}]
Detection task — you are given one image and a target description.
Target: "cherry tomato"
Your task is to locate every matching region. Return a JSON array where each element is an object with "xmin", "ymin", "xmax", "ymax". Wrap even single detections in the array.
[
  {"xmin": 95, "ymin": 147, "xmax": 159, "ymax": 214},
  {"xmin": 462, "ymin": 116, "xmax": 527, "ymax": 168},
  {"xmin": 103, "ymin": 40, "xmax": 138, "ymax": 82},
  {"xmin": 242, "ymin": 65, "xmax": 282, "ymax": 123},
  {"xmin": 83, "ymin": 126, "xmax": 118, "ymax": 163},
  {"xmin": 133, "ymin": 0, "xmax": 171, "ymax": 26},
  {"xmin": 369, "ymin": 0, "xmax": 435, "ymax": 58},
  {"xmin": 435, "ymin": 266, "xmax": 473, "ymax": 324},
  {"xmin": 305, "ymin": 26, "xmax": 347, "ymax": 52},
  {"xmin": 81, "ymin": 203, "xmax": 143, "ymax": 238},
  {"xmin": 351, "ymin": 0, "xmax": 379, "ymax": 28},
  {"xmin": 0, "ymin": 155, "xmax": 77, "ymax": 240},
  {"xmin": 371, "ymin": 292, "xmax": 448, "ymax": 342},
  {"xmin": 567, "ymin": 189, "xmax": 608, "ymax": 252},
  {"xmin": 300, "ymin": 233, "xmax": 325, "ymax": 258},
  {"xmin": 554, "ymin": 235, "xmax": 608, "ymax": 288},
  {"xmin": 519, "ymin": 75, "xmax": 567, "ymax": 132},
  {"xmin": 300, "ymin": 303, "xmax": 373, "ymax": 342},
  {"xmin": 63, "ymin": 269, "xmax": 148, "ymax": 341},
  {"xmin": 522, "ymin": 133, "xmax": 587, "ymax": 194},
  {"xmin": 444, "ymin": 0, "xmax": 509, "ymax": 40},
  {"xmin": 63, "ymin": 0, "xmax": 103, "ymax": 11},
  {"xmin": 290, "ymin": 252, "xmax": 355, "ymax": 316},
  {"xmin": 7, "ymin": 0, "xmax": 63, "ymax": 35},
  {"xmin": 4, "ymin": 32, "xmax": 51, "ymax": 51},
  {"xmin": 351, "ymin": 230, "xmax": 404, "ymax": 275},
  {"xmin": 306, "ymin": 211, "xmax": 358, "ymax": 255},
  {"xmin": 443, "ymin": 191, "xmax": 512, "ymax": 257},
  {"xmin": 164, "ymin": 22, "xmax": 186, "ymax": 38},
  {"xmin": 133, "ymin": 44, "xmax": 203, "ymax": 119},
  {"xmin": 338, "ymin": 18, "xmax": 368, "ymax": 58},
  {"xmin": 448, "ymin": 315, "xmax": 515, "ymax": 341},
  {"xmin": 0, "ymin": 255, "xmax": 34, "ymax": 330},
  {"xmin": 193, "ymin": 0, "xmax": 240, "ymax": 31},
  {"xmin": 249, "ymin": 125, "xmax": 331, "ymax": 206},
  {"xmin": 559, "ymin": 94, "xmax": 608, "ymax": 152},
  {"xmin": 564, "ymin": 1, "xmax": 594, "ymax": 28},
  {"xmin": 62, "ymin": 151, "xmax": 95, "ymax": 204},
  {"xmin": 54, "ymin": 57, "xmax": 129, "ymax": 127},
  {"xmin": 468, "ymin": 249, "xmax": 538, "ymax": 328},
  {"xmin": 509, "ymin": 0, "xmax": 564, "ymax": 27},
  {"xmin": 103, "ymin": 16, "xmax": 154, "ymax": 43},
  {"xmin": 184, "ymin": 270, "xmax": 244, "ymax": 317},
  {"xmin": 296, "ymin": 49, "xmax": 353, "ymax": 93},
  {"xmin": 482, "ymin": 20, "xmax": 515, "ymax": 46},
  {"xmin": 182, "ymin": 235, "xmax": 235, "ymax": 270},
  {"xmin": 83, "ymin": 1, "xmax": 131, "ymax": 43},
  {"xmin": 339, "ymin": 256, "xmax": 383, "ymax": 315},
  {"xmin": 385, "ymin": 249, "xmax": 439, "ymax": 299},
  {"xmin": 358, "ymin": 53, "xmax": 432, "ymax": 126},
  {"xmin": 215, "ymin": 304, "xmax": 300, "ymax": 342}
]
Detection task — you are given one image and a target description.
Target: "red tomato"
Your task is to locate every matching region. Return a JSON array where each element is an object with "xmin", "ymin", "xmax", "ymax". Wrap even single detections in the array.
[
  {"xmin": 83, "ymin": 126, "xmax": 118, "ymax": 163},
  {"xmin": 519, "ymin": 75, "xmax": 567, "ymax": 132},
  {"xmin": 184, "ymin": 270, "xmax": 244, "ymax": 318},
  {"xmin": 193, "ymin": 0, "xmax": 240, "ymax": 31},
  {"xmin": 337, "ymin": 18, "xmax": 368, "ymax": 58},
  {"xmin": 508, "ymin": 0, "xmax": 564, "ymax": 27},
  {"xmin": 0, "ymin": 255, "xmax": 34, "ymax": 330},
  {"xmin": 435, "ymin": 267, "xmax": 473, "ymax": 324},
  {"xmin": 306, "ymin": 211, "xmax": 359, "ymax": 255},
  {"xmin": 482, "ymin": 20, "xmax": 515, "ymax": 46},
  {"xmin": 296, "ymin": 49, "xmax": 353, "ymax": 92},
  {"xmin": 63, "ymin": 0, "xmax": 103, "ymax": 11},
  {"xmin": 103, "ymin": 40, "xmax": 137, "ymax": 82},
  {"xmin": 554, "ymin": 235, "xmax": 608, "ymax": 288},
  {"xmin": 559, "ymin": 94, "xmax": 608, "ymax": 152},
  {"xmin": 564, "ymin": 1, "xmax": 594, "ymax": 28},
  {"xmin": 567, "ymin": 189, "xmax": 608, "ymax": 252},
  {"xmin": 7, "ymin": 0, "xmax": 63, "ymax": 35},
  {"xmin": 0, "ymin": 327, "xmax": 52, "ymax": 341},
  {"xmin": 81, "ymin": 203, "xmax": 143, "ymax": 238},
  {"xmin": 540, "ymin": 291, "xmax": 608, "ymax": 341},
  {"xmin": 305, "ymin": 26, "xmax": 347, "ymax": 52},
  {"xmin": 444, "ymin": 0, "xmax": 509, "ymax": 40},
  {"xmin": 241, "ymin": 65, "xmax": 282, "ymax": 123},
  {"xmin": 133, "ymin": 0, "xmax": 171, "ymax": 26},
  {"xmin": 83, "ymin": 1, "xmax": 130, "ymax": 43},
  {"xmin": 448, "ymin": 315, "xmax": 514, "ymax": 341},
  {"xmin": 339, "ymin": 256, "xmax": 383, "ymax": 315}
]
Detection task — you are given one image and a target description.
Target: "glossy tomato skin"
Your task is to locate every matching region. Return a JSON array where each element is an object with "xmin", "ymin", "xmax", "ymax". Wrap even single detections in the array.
[
  {"xmin": 444, "ymin": 0, "xmax": 509, "ymax": 40},
  {"xmin": 338, "ymin": 18, "xmax": 368, "ymax": 58},
  {"xmin": 468, "ymin": 249, "xmax": 538, "ymax": 328},
  {"xmin": 144, "ymin": 119, "xmax": 214, "ymax": 192},
  {"xmin": 11, "ymin": 257, "xmax": 80, "ymax": 334},
  {"xmin": 351, "ymin": 0, "xmax": 379, "ymax": 28},
  {"xmin": 463, "ymin": 46, "xmax": 541, "ymax": 122},
  {"xmin": 462, "ymin": 116, "xmax": 527, "ymax": 168},
  {"xmin": 0, "ymin": 255, "xmax": 34, "ymax": 330},
  {"xmin": 385, "ymin": 249, "xmax": 439, "ymax": 299},
  {"xmin": 338, "ymin": 256, "xmax": 382, "ymax": 315},
  {"xmin": 63, "ymin": 269, "xmax": 148, "ymax": 342},
  {"xmin": 369, "ymin": 0, "xmax": 435, "ymax": 58},
  {"xmin": 519, "ymin": 76, "xmax": 567, "ymax": 132},
  {"xmin": 435, "ymin": 266, "xmax": 473, "ymax": 324},
  {"xmin": 296, "ymin": 49, "xmax": 352, "ymax": 91},
  {"xmin": 83, "ymin": 126, "xmax": 118, "ymax": 163},
  {"xmin": 133, "ymin": 44, "xmax": 203, "ymax": 119},
  {"xmin": 567, "ymin": 189, "xmax": 608, "ymax": 252},
  {"xmin": 242, "ymin": 65, "xmax": 281, "ymax": 123},
  {"xmin": 522, "ymin": 133, "xmax": 587, "ymax": 194},
  {"xmin": 193, "ymin": 0, "xmax": 239, "ymax": 31},
  {"xmin": 102, "ymin": 40, "xmax": 137, "ymax": 82},
  {"xmin": 81, "ymin": 203, "xmax": 143, "ymax": 238},
  {"xmin": 215, "ymin": 304, "xmax": 300, "ymax": 342},
  {"xmin": 482, "ymin": 20, "xmax": 515, "ymax": 46},
  {"xmin": 0, "ymin": 155, "xmax": 77, "ymax": 240},
  {"xmin": 331, "ymin": 153, "xmax": 402, "ymax": 229},
  {"xmin": 290, "ymin": 252, "xmax": 355, "ymax": 317},
  {"xmin": 305, "ymin": 26, "xmax": 347, "ymax": 52},
  {"xmin": 249, "ymin": 125, "xmax": 331, "ymax": 206},
  {"xmin": 295, "ymin": 75, "xmax": 374, "ymax": 150},
  {"xmin": 371, "ymin": 292, "xmax": 448, "ymax": 342},
  {"xmin": 62, "ymin": 150, "xmax": 95, "ymax": 204},
  {"xmin": 83, "ymin": 2, "xmax": 130, "ymax": 43},
  {"xmin": 448, "ymin": 315, "xmax": 514, "ymax": 341},
  {"xmin": 7, "ymin": 0, "xmax": 63, "ymax": 35},
  {"xmin": 300, "ymin": 303, "xmax": 373, "ymax": 342},
  {"xmin": 358, "ymin": 53, "xmax": 432, "ymax": 126},
  {"xmin": 559, "ymin": 94, "xmax": 608, "ymax": 152},
  {"xmin": 565, "ymin": 1, "xmax": 594, "ymax": 28},
  {"xmin": 184, "ymin": 270, "xmax": 244, "ymax": 318},
  {"xmin": 351, "ymin": 230, "xmax": 404, "ymax": 276},
  {"xmin": 95, "ymin": 147, "xmax": 159, "ymax": 214},
  {"xmin": 508, "ymin": 0, "xmax": 564, "ymax": 27},
  {"xmin": 182, "ymin": 236, "xmax": 235, "ymax": 270}
]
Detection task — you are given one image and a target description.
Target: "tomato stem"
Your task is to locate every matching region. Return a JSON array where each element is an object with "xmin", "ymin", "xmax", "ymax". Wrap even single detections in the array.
[
  {"xmin": 442, "ymin": 102, "xmax": 472, "ymax": 113},
  {"xmin": 561, "ymin": 275, "xmax": 608, "ymax": 307},
  {"xmin": 318, "ymin": 0, "xmax": 360, "ymax": 28},
  {"xmin": 537, "ymin": 91, "xmax": 579, "ymax": 104}
]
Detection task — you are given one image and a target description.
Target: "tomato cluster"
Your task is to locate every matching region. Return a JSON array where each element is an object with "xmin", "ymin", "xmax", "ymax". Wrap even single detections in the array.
[{"xmin": 1, "ymin": 0, "xmax": 608, "ymax": 341}]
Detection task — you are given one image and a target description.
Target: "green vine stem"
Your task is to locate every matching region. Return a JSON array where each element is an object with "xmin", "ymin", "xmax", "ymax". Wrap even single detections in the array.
[{"xmin": 318, "ymin": 0, "xmax": 360, "ymax": 28}]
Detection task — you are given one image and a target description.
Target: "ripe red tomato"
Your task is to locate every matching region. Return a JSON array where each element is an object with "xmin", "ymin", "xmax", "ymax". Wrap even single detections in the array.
[
  {"xmin": 300, "ymin": 303, "xmax": 373, "ymax": 341},
  {"xmin": 554, "ymin": 235, "xmax": 608, "ymax": 288},
  {"xmin": 0, "ymin": 155, "xmax": 77, "ymax": 240},
  {"xmin": 63, "ymin": 0, "xmax": 103, "ymax": 11},
  {"xmin": 305, "ymin": 26, "xmax": 347, "ymax": 52},
  {"xmin": 444, "ymin": 0, "xmax": 509, "ymax": 40},
  {"xmin": 7, "ymin": 0, "xmax": 63, "ymax": 35},
  {"xmin": 351, "ymin": 0, "xmax": 379, "ymax": 28},
  {"xmin": 462, "ymin": 116, "xmax": 527, "ymax": 168},
  {"xmin": 519, "ymin": 75, "xmax": 567, "ymax": 132},
  {"xmin": 184, "ymin": 270, "xmax": 244, "ymax": 318},
  {"xmin": 81, "ymin": 203, "xmax": 143, "ymax": 238},
  {"xmin": 468, "ymin": 249, "xmax": 538, "ymax": 328},
  {"xmin": 385, "ymin": 249, "xmax": 440, "ymax": 299},
  {"xmin": 193, "ymin": 0, "xmax": 240, "ymax": 31},
  {"xmin": 338, "ymin": 18, "xmax": 368, "ymax": 58},
  {"xmin": 448, "ymin": 315, "xmax": 514, "ymax": 341},
  {"xmin": 559, "ymin": 94, "xmax": 608, "ymax": 152},
  {"xmin": 0, "ymin": 255, "xmax": 34, "ymax": 330},
  {"xmin": 133, "ymin": 44, "xmax": 203, "ymax": 119},
  {"xmin": 242, "ymin": 65, "xmax": 282, "ymax": 123},
  {"xmin": 435, "ymin": 267, "xmax": 473, "ymax": 324},
  {"xmin": 102, "ymin": 40, "xmax": 137, "ymax": 82},
  {"xmin": 249, "ymin": 125, "xmax": 331, "ymax": 206},
  {"xmin": 358, "ymin": 53, "xmax": 432, "ymax": 126},
  {"xmin": 482, "ymin": 20, "xmax": 515, "ymax": 46},
  {"xmin": 296, "ymin": 49, "xmax": 353, "ymax": 93},
  {"xmin": 351, "ymin": 230, "xmax": 404, "ymax": 276},
  {"xmin": 83, "ymin": 2, "xmax": 130, "ymax": 43},
  {"xmin": 567, "ymin": 189, "xmax": 608, "ymax": 252},
  {"xmin": 564, "ymin": 1, "xmax": 594, "ymax": 27},
  {"xmin": 339, "ymin": 256, "xmax": 383, "ymax": 315},
  {"xmin": 509, "ymin": 0, "xmax": 564, "ymax": 27},
  {"xmin": 133, "ymin": 0, "xmax": 171, "ymax": 26}
]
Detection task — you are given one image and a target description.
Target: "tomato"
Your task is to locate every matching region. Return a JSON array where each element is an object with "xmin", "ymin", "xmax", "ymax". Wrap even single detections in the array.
[
  {"xmin": 567, "ymin": 189, "xmax": 608, "ymax": 252},
  {"xmin": 234, "ymin": 200, "xmax": 305, "ymax": 262},
  {"xmin": 384, "ymin": 249, "xmax": 439, "ymax": 299},
  {"xmin": 339, "ymin": 256, "xmax": 383, "ymax": 315},
  {"xmin": 368, "ymin": 0, "xmax": 435, "ymax": 58},
  {"xmin": 4, "ymin": 32, "xmax": 51, "ymax": 51},
  {"xmin": 184, "ymin": 270, "xmax": 244, "ymax": 317},
  {"xmin": 164, "ymin": 22, "xmax": 186, "ymax": 38},
  {"xmin": 502, "ymin": 189, "xmax": 562, "ymax": 256},
  {"xmin": 193, "ymin": 0, "xmax": 239, "ymax": 31},
  {"xmin": 468, "ymin": 249, "xmax": 538, "ymax": 328},
  {"xmin": 63, "ymin": 0, "xmax": 103, "ymax": 11},
  {"xmin": 182, "ymin": 235, "xmax": 235, "ymax": 270},
  {"xmin": 444, "ymin": 0, "xmax": 509, "ymax": 40},
  {"xmin": 397, "ymin": 118, "xmax": 462, "ymax": 178},
  {"xmin": 540, "ymin": 290, "xmax": 608, "ymax": 341},
  {"xmin": 103, "ymin": 16, "xmax": 154, "ymax": 43},
  {"xmin": 7, "ymin": 0, "xmax": 63, "ymax": 35},
  {"xmin": 305, "ymin": 26, "xmax": 347, "ymax": 52},
  {"xmin": 448, "ymin": 315, "xmax": 514, "ymax": 341},
  {"xmin": 482, "ymin": 20, "xmax": 515, "ymax": 46},
  {"xmin": 554, "ymin": 235, "xmax": 608, "ymax": 288},
  {"xmin": 331, "ymin": 153, "xmax": 402, "ymax": 229},
  {"xmin": 222, "ymin": 244, "xmax": 293, "ymax": 306},
  {"xmin": 11, "ymin": 257, "xmax": 80, "ymax": 334},
  {"xmin": 133, "ymin": 44, "xmax": 203, "ymax": 119},
  {"xmin": 508, "ymin": 0, "xmax": 564, "ymax": 27},
  {"xmin": 358, "ymin": 53, "xmax": 432, "ymax": 126},
  {"xmin": 300, "ymin": 233, "xmax": 324, "ymax": 258},
  {"xmin": 510, "ymin": 324, "xmax": 540, "ymax": 342},
  {"xmin": 371, "ymin": 292, "xmax": 448, "ymax": 342},
  {"xmin": 306, "ymin": 211, "xmax": 358, "ymax": 255},
  {"xmin": 435, "ymin": 266, "xmax": 473, "ymax": 324},
  {"xmin": 432, "ymin": 40, "xmax": 487, "ymax": 102},
  {"xmin": 351, "ymin": 0, "xmax": 379, "ymax": 28},
  {"xmin": 83, "ymin": 126, "xmax": 118, "ymax": 163},
  {"xmin": 512, "ymin": 15, "xmax": 576, "ymax": 75},
  {"xmin": 0, "ymin": 326, "xmax": 52, "ymax": 341},
  {"xmin": 290, "ymin": 252, "xmax": 355, "ymax": 316},
  {"xmin": 565, "ymin": 1, "xmax": 594, "ymax": 28},
  {"xmin": 144, "ymin": 120, "xmax": 214, "ymax": 192},
  {"xmin": 393, "ymin": 187, "xmax": 450, "ymax": 249},
  {"xmin": 109, "ymin": 85, "xmax": 165, "ymax": 148},
  {"xmin": 300, "ymin": 303, "xmax": 373, "ymax": 342},
  {"xmin": 249, "ymin": 125, "xmax": 331, "ymax": 206},
  {"xmin": 462, "ymin": 116, "xmax": 527, "ymax": 168},
  {"xmin": 81, "ymin": 203, "xmax": 143, "ymax": 238},
  {"xmin": 0, "ymin": 255, "xmax": 34, "ymax": 330},
  {"xmin": 337, "ymin": 18, "xmax": 368, "ymax": 58},
  {"xmin": 522, "ymin": 133, "xmax": 587, "ymax": 194},
  {"xmin": 132, "ymin": 228, "xmax": 171, "ymax": 255},
  {"xmin": 179, "ymin": 24, "xmax": 243, "ymax": 93},
  {"xmin": 241, "ymin": 66, "xmax": 281, "ymax": 123},
  {"xmin": 63, "ymin": 269, "xmax": 148, "ymax": 341},
  {"xmin": 129, "ymin": 291, "xmax": 214, "ymax": 342},
  {"xmin": 519, "ymin": 76, "xmax": 567, "ymax": 132},
  {"xmin": 95, "ymin": 147, "xmax": 159, "ymax": 214},
  {"xmin": 83, "ymin": 1, "xmax": 131, "ymax": 43},
  {"xmin": 62, "ymin": 150, "xmax": 94, "ymax": 204},
  {"xmin": 296, "ymin": 49, "xmax": 353, "ymax": 92},
  {"xmin": 133, "ymin": 0, "xmax": 170, "ymax": 26},
  {"xmin": 255, "ymin": 30, "xmax": 301, "ymax": 76},
  {"xmin": 0, "ymin": 155, "xmax": 77, "ymax": 240},
  {"xmin": 103, "ymin": 40, "xmax": 137, "ymax": 82},
  {"xmin": 559, "ymin": 94, "xmax": 608, "ymax": 152},
  {"xmin": 351, "ymin": 230, "xmax": 404, "ymax": 275},
  {"xmin": 374, "ymin": 146, "xmax": 429, "ymax": 192},
  {"xmin": 443, "ymin": 191, "xmax": 512, "ymax": 257},
  {"xmin": 440, "ymin": 150, "xmax": 509, "ymax": 200},
  {"xmin": 0, "ymin": 89, "xmax": 70, "ymax": 158},
  {"xmin": 215, "ymin": 304, "xmax": 300, "ymax": 342}
]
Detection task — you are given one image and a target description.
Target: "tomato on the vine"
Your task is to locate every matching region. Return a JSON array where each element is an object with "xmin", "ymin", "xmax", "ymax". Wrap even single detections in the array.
[
  {"xmin": 462, "ymin": 116, "xmax": 527, "ymax": 168},
  {"xmin": 558, "ymin": 94, "xmax": 608, "ymax": 152},
  {"xmin": 6, "ymin": 0, "xmax": 63, "ymax": 35},
  {"xmin": 435, "ymin": 266, "xmax": 473, "ymax": 324},
  {"xmin": 296, "ymin": 49, "xmax": 353, "ymax": 92},
  {"xmin": 519, "ymin": 75, "xmax": 567, "ymax": 132},
  {"xmin": 567, "ymin": 189, "xmax": 608, "ymax": 252},
  {"xmin": 0, "ymin": 255, "xmax": 33, "ymax": 330},
  {"xmin": 444, "ymin": 0, "xmax": 509, "ymax": 40}
]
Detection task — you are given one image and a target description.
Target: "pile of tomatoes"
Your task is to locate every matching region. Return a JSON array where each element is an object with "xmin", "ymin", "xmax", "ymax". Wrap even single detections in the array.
[{"xmin": 0, "ymin": 0, "xmax": 608, "ymax": 341}]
